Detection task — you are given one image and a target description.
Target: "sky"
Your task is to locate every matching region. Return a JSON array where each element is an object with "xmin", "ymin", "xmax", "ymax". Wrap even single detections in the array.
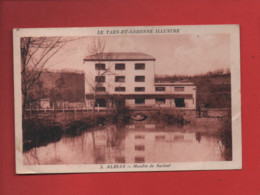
[{"xmin": 47, "ymin": 33, "xmax": 230, "ymax": 75}]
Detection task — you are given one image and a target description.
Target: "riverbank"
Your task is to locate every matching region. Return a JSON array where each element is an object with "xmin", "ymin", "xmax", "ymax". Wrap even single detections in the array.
[
  {"xmin": 22, "ymin": 111, "xmax": 130, "ymax": 152},
  {"xmin": 23, "ymin": 108, "xmax": 231, "ymax": 155},
  {"xmin": 23, "ymin": 117, "xmax": 232, "ymax": 165}
]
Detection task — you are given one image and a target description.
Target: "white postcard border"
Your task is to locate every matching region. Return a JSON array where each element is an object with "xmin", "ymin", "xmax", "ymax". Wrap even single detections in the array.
[{"xmin": 13, "ymin": 25, "xmax": 242, "ymax": 174}]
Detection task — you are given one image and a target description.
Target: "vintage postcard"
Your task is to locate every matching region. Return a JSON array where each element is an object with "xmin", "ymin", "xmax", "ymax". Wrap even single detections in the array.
[{"xmin": 13, "ymin": 25, "xmax": 241, "ymax": 174}]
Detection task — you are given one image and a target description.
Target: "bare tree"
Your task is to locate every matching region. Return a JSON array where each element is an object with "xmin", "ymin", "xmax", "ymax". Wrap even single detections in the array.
[
  {"xmin": 85, "ymin": 38, "xmax": 116, "ymax": 121},
  {"xmin": 21, "ymin": 37, "xmax": 81, "ymax": 120}
]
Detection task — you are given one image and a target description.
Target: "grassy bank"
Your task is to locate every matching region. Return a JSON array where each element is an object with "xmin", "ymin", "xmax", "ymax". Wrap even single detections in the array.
[{"xmin": 22, "ymin": 111, "xmax": 130, "ymax": 152}]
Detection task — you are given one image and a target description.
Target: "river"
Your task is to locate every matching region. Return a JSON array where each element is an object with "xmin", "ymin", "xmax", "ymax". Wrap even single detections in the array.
[{"xmin": 23, "ymin": 118, "xmax": 231, "ymax": 165}]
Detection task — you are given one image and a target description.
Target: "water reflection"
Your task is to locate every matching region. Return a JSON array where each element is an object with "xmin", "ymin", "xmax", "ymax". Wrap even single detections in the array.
[{"xmin": 23, "ymin": 122, "xmax": 227, "ymax": 165}]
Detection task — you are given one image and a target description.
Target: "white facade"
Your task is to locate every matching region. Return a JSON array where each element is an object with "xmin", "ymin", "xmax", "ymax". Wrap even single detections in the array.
[
  {"xmin": 84, "ymin": 60, "xmax": 155, "ymax": 95},
  {"xmin": 83, "ymin": 52, "xmax": 196, "ymax": 110}
]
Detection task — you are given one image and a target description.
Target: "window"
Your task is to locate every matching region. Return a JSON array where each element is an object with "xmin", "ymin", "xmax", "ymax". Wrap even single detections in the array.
[
  {"xmin": 174, "ymin": 98, "xmax": 185, "ymax": 107},
  {"xmin": 155, "ymin": 98, "xmax": 165, "ymax": 104},
  {"xmin": 95, "ymin": 63, "xmax": 105, "ymax": 70},
  {"xmin": 174, "ymin": 87, "xmax": 184, "ymax": 92},
  {"xmin": 135, "ymin": 76, "xmax": 145, "ymax": 82},
  {"xmin": 135, "ymin": 145, "xmax": 145, "ymax": 151},
  {"xmin": 155, "ymin": 135, "xmax": 166, "ymax": 140},
  {"xmin": 135, "ymin": 63, "xmax": 145, "ymax": 70},
  {"xmin": 115, "ymin": 76, "xmax": 125, "ymax": 82},
  {"xmin": 135, "ymin": 157, "xmax": 145, "ymax": 163},
  {"xmin": 95, "ymin": 87, "xmax": 106, "ymax": 92},
  {"xmin": 115, "ymin": 87, "xmax": 125, "ymax": 92},
  {"xmin": 95, "ymin": 98, "xmax": 106, "ymax": 107},
  {"xmin": 155, "ymin": 87, "xmax": 165, "ymax": 91},
  {"xmin": 135, "ymin": 135, "xmax": 145, "ymax": 139},
  {"xmin": 115, "ymin": 157, "xmax": 125, "ymax": 163},
  {"xmin": 135, "ymin": 98, "xmax": 145, "ymax": 104},
  {"xmin": 95, "ymin": 76, "xmax": 105, "ymax": 83},
  {"xmin": 135, "ymin": 87, "xmax": 145, "ymax": 92},
  {"xmin": 174, "ymin": 135, "xmax": 184, "ymax": 141},
  {"xmin": 115, "ymin": 63, "xmax": 125, "ymax": 70}
]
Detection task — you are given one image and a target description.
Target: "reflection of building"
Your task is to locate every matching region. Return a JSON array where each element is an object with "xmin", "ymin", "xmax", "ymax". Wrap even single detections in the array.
[
  {"xmin": 84, "ymin": 52, "xmax": 196, "ymax": 110},
  {"xmin": 94, "ymin": 126, "xmax": 126, "ymax": 164},
  {"xmin": 124, "ymin": 125, "xmax": 195, "ymax": 163},
  {"xmin": 24, "ymin": 123, "xmax": 224, "ymax": 165}
]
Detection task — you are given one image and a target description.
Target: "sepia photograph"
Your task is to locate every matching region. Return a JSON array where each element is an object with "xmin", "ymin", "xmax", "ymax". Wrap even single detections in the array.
[{"xmin": 13, "ymin": 25, "xmax": 241, "ymax": 173}]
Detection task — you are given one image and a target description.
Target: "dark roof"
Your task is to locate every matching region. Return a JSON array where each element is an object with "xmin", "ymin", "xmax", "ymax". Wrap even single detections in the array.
[{"xmin": 84, "ymin": 52, "xmax": 155, "ymax": 61}]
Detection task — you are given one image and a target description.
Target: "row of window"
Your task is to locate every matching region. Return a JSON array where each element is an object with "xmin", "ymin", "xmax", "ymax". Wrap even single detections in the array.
[
  {"xmin": 95, "ymin": 63, "xmax": 145, "ymax": 70},
  {"xmin": 135, "ymin": 98, "xmax": 185, "ymax": 107},
  {"xmin": 95, "ymin": 87, "xmax": 144, "ymax": 92},
  {"xmin": 156, "ymin": 86, "xmax": 185, "ymax": 91},
  {"xmin": 135, "ymin": 98, "xmax": 165, "ymax": 104},
  {"xmin": 95, "ymin": 77, "xmax": 185, "ymax": 92},
  {"xmin": 96, "ymin": 87, "xmax": 184, "ymax": 92},
  {"xmin": 95, "ymin": 76, "xmax": 145, "ymax": 83},
  {"xmin": 95, "ymin": 98, "xmax": 185, "ymax": 107},
  {"xmin": 95, "ymin": 86, "xmax": 185, "ymax": 92}
]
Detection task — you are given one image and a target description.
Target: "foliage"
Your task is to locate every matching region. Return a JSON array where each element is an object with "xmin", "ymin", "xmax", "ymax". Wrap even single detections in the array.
[
  {"xmin": 21, "ymin": 37, "xmax": 82, "ymax": 120},
  {"xmin": 155, "ymin": 68, "xmax": 231, "ymax": 108}
]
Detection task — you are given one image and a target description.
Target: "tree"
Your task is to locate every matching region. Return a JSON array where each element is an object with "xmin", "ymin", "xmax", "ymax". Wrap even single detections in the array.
[
  {"xmin": 85, "ymin": 38, "xmax": 116, "ymax": 120},
  {"xmin": 85, "ymin": 38, "xmax": 129, "ymax": 122},
  {"xmin": 21, "ymin": 37, "xmax": 81, "ymax": 120}
]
